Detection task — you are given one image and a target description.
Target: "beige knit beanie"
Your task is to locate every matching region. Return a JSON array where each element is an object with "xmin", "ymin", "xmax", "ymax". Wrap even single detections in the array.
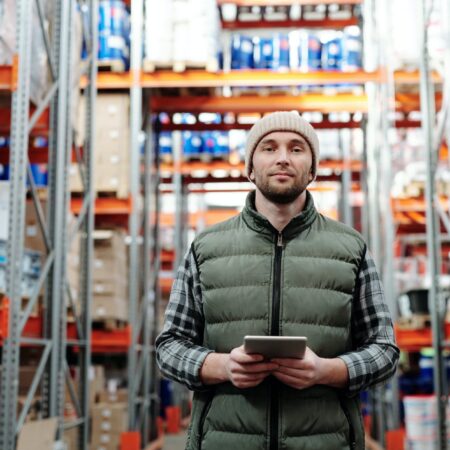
[{"xmin": 245, "ymin": 111, "xmax": 320, "ymax": 180}]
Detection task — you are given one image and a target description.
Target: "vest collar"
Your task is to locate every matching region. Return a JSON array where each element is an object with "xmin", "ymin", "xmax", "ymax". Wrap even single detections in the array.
[{"xmin": 242, "ymin": 190, "xmax": 318, "ymax": 240}]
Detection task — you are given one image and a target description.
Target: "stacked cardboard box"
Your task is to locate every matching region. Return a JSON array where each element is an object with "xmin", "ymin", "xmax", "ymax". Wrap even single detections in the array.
[
  {"xmin": 71, "ymin": 94, "xmax": 130, "ymax": 198},
  {"xmin": 91, "ymin": 403, "xmax": 128, "ymax": 450},
  {"xmin": 144, "ymin": 0, "xmax": 220, "ymax": 71},
  {"xmin": 92, "ymin": 229, "xmax": 128, "ymax": 322},
  {"xmin": 22, "ymin": 198, "xmax": 81, "ymax": 311}
]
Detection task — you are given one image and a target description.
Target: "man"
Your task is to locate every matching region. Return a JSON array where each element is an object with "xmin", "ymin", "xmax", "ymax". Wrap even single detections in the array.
[{"xmin": 156, "ymin": 111, "xmax": 399, "ymax": 450}]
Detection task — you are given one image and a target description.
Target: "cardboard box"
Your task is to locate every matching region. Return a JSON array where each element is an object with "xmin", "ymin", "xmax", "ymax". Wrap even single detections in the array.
[
  {"xmin": 94, "ymin": 230, "xmax": 127, "ymax": 259},
  {"xmin": 92, "ymin": 402, "xmax": 128, "ymax": 437},
  {"xmin": 24, "ymin": 198, "xmax": 48, "ymax": 254},
  {"xmin": 76, "ymin": 94, "xmax": 130, "ymax": 147},
  {"xmin": 93, "ymin": 279, "xmax": 128, "ymax": 296},
  {"xmin": 92, "ymin": 257, "xmax": 128, "ymax": 284},
  {"xmin": 17, "ymin": 418, "xmax": 58, "ymax": 450},
  {"xmin": 90, "ymin": 436, "xmax": 120, "ymax": 450},
  {"xmin": 92, "ymin": 297, "xmax": 128, "ymax": 322},
  {"xmin": 99, "ymin": 388, "xmax": 128, "ymax": 404},
  {"xmin": 63, "ymin": 427, "xmax": 78, "ymax": 450}
]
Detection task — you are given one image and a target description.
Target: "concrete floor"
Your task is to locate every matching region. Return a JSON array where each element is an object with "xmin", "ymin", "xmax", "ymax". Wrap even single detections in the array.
[{"xmin": 162, "ymin": 431, "xmax": 188, "ymax": 450}]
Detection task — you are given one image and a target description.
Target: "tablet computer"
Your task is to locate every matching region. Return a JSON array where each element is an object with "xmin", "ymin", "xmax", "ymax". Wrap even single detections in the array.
[{"xmin": 243, "ymin": 335, "xmax": 307, "ymax": 359}]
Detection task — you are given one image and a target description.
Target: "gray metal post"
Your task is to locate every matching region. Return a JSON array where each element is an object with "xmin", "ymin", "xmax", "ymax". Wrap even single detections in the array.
[
  {"xmin": 376, "ymin": 0, "xmax": 401, "ymax": 430},
  {"xmin": 44, "ymin": 0, "xmax": 72, "ymax": 427},
  {"xmin": 172, "ymin": 131, "xmax": 184, "ymax": 270},
  {"xmin": 418, "ymin": 1, "xmax": 447, "ymax": 448},
  {"xmin": 0, "ymin": 0, "xmax": 33, "ymax": 448},
  {"xmin": 339, "ymin": 129, "xmax": 353, "ymax": 227},
  {"xmin": 142, "ymin": 103, "xmax": 154, "ymax": 444},
  {"xmin": 78, "ymin": 1, "xmax": 98, "ymax": 448},
  {"xmin": 128, "ymin": 0, "xmax": 144, "ymax": 431},
  {"xmin": 150, "ymin": 121, "xmax": 162, "ymax": 441}
]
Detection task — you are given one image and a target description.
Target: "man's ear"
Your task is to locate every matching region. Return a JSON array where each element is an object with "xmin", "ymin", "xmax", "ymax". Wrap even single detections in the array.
[{"xmin": 249, "ymin": 169, "xmax": 255, "ymax": 181}]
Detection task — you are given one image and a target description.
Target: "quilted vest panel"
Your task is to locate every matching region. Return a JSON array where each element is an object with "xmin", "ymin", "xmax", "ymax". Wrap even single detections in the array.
[{"xmin": 188, "ymin": 193, "xmax": 366, "ymax": 450}]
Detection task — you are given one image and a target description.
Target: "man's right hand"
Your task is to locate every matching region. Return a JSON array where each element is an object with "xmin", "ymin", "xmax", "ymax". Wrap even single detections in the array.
[
  {"xmin": 225, "ymin": 345, "xmax": 279, "ymax": 389},
  {"xmin": 200, "ymin": 346, "xmax": 278, "ymax": 389}
]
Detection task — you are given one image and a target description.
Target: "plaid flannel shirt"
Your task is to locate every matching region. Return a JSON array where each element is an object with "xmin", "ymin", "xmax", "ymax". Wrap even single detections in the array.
[{"xmin": 156, "ymin": 246, "xmax": 399, "ymax": 394}]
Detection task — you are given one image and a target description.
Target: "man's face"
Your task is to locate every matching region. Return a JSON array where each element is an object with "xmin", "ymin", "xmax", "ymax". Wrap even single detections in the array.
[{"xmin": 249, "ymin": 131, "xmax": 314, "ymax": 205}]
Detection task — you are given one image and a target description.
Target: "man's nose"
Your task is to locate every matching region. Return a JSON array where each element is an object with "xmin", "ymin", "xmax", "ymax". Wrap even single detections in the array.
[{"xmin": 275, "ymin": 147, "xmax": 290, "ymax": 164}]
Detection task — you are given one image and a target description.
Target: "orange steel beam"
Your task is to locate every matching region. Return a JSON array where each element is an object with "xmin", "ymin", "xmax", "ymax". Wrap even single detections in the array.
[
  {"xmin": 394, "ymin": 70, "xmax": 441, "ymax": 84},
  {"xmin": 222, "ymin": 18, "xmax": 358, "ymax": 29},
  {"xmin": 71, "ymin": 197, "xmax": 132, "ymax": 215},
  {"xmin": 79, "ymin": 69, "xmax": 438, "ymax": 90},
  {"xmin": 392, "ymin": 196, "xmax": 449, "ymax": 212},
  {"xmin": 151, "ymin": 94, "xmax": 368, "ymax": 113},
  {"xmin": 407, "ymin": 211, "xmax": 426, "ymax": 225},
  {"xmin": 142, "ymin": 69, "xmax": 379, "ymax": 88},
  {"xmin": 0, "ymin": 105, "xmax": 49, "ymax": 132},
  {"xmin": 395, "ymin": 92, "xmax": 442, "ymax": 112},
  {"xmin": 0, "ymin": 56, "xmax": 18, "ymax": 91},
  {"xmin": 80, "ymin": 71, "xmax": 133, "ymax": 90}
]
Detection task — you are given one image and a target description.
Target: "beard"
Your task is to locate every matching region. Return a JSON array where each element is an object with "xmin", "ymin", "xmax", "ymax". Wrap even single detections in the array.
[{"xmin": 253, "ymin": 171, "xmax": 311, "ymax": 205}]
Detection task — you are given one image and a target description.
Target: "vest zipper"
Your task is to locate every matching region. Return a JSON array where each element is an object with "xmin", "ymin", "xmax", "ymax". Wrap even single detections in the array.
[
  {"xmin": 270, "ymin": 232, "xmax": 283, "ymax": 450},
  {"xmin": 271, "ymin": 232, "xmax": 283, "ymax": 335}
]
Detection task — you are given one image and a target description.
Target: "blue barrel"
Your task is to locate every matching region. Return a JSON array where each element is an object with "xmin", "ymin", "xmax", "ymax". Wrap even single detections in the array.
[
  {"xmin": 231, "ymin": 35, "xmax": 253, "ymax": 69},
  {"xmin": 342, "ymin": 27, "xmax": 362, "ymax": 71},
  {"xmin": 99, "ymin": 1, "xmax": 112, "ymax": 31},
  {"xmin": 159, "ymin": 132, "xmax": 172, "ymax": 157},
  {"xmin": 110, "ymin": 0, "xmax": 126, "ymax": 35},
  {"xmin": 202, "ymin": 132, "xmax": 216, "ymax": 157},
  {"xmin": 213, "ymin": 132, "xmax": 229, "ymax": 158},
  {"xmin": 98, "ymin": 0, "xmax": 128, "ymax": 62},
  {"xmin": 29, "ymin": 164, "xmax": 48, "ymax": 187},
  {"xmin": 0, "ymin": 136, "xmax": 9, "ymax": 148},
  {"xmin": 299, "ymin": 34, "xmax": 322, "ymax": 71},
  {"xmin": 183, "ymin": 132, "xmax": 203, "ymax": 159},
  {"xmin": 0, "ymin": 164, "xmax": 9, "ymax": 180},
  {"xmin": 322, "ymin": 37, "xmax": 343, "ymax": 71},
  {"xmin": 33, "ymin": 136, "xmax": 48, "ymax": 148},
  {"xmin": 271, "ymin": 34, "xmax": 290, "ymax": 70},
  {"xmin": 260, "ymin": 38, "xmax": 273, "ymax": 69}
]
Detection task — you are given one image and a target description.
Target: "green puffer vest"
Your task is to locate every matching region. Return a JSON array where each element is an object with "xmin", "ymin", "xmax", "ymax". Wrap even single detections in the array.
[{"xmin": 187, "ymin": 191, "xmax": 367, "ymax": 450}]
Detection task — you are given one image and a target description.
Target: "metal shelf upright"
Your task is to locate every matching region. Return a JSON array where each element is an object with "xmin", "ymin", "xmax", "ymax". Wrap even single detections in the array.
[
  {"xmin": 126, "ymin": 0, "xmax": 160, "ymax": 445},
  {"xmin": 417, "ymin": 0, "xmax": 450, "ymax": 447},
  {"xmin": 0, "ymin": 1, "xmax": 98, "ymax": 449}
]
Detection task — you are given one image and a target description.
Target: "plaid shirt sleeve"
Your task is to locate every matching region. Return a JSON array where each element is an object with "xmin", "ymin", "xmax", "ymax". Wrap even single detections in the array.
[
  {"xmin": 339, "ymin": 249, "xmax": 400, "ymax": 395},
  {"xmin": 155, "ymin": 247, "xmax": 213, "ymax": 391}
]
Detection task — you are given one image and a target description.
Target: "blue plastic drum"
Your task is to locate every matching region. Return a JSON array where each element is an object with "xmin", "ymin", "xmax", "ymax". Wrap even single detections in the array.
[{"xmin": 322, "ymin": 37, "xmax": 343, "ymax": 71}]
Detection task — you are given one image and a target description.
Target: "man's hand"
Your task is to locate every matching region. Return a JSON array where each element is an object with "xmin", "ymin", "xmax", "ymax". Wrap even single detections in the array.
[
  {"xmin": 200, "ymin": 346, "xmax": 278, "ymax": 389},
  {"xmin": 225, "ymin": 345, "xmax": 279, "ymax": 389},
  {"xmin": 271, "ymin": 347, "xmax": 349, "ymax": 390}
]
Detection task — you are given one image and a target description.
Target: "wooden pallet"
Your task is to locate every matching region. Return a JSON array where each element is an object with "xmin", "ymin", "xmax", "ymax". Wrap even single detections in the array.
[
  {"xmin": 143, "ymin": 58, "xmax": 219, "ymax": 73},
  {"xmin": 397, "ymin": 314, "xmax": 431, "ymax": 330},
  {"xmin": 97, "ymin": 59, "xmax": 126, "ymax": 73},
  {"xmin": 142, "ymin": 60, "xmax": 173, "ymax": 73}
]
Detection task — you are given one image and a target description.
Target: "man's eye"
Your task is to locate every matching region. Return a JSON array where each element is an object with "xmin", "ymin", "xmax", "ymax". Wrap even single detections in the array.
[
  {"xmin": 292, "ymin": 147, "xmax": 302, "ymax": 152},
  {"xmin": 263, "ymin": 147, "xmax": 274, "ymax": 152}
]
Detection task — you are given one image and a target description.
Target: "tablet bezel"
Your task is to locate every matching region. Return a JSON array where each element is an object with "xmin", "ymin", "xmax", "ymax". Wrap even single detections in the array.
[{"xmin": 243, "ymin": 335, "xmax": 307, "ymax": 359}]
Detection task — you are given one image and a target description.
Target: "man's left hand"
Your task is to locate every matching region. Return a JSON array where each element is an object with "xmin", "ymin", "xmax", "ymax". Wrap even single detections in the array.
[{"xmin": 271, "ymin": 347, "xmax": 349, "ymax": 390}]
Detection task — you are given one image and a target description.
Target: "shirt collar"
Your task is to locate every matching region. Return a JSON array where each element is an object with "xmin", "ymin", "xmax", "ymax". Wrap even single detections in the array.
[{"xmin": 242, "ymin": 190, "xmax": 318, "ymax": 240}]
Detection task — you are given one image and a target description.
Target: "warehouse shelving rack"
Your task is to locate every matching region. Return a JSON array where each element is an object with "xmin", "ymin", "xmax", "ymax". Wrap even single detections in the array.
[{"xmin": 0, "ymin": 1, "xmax": 98, "ymax": 449}]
